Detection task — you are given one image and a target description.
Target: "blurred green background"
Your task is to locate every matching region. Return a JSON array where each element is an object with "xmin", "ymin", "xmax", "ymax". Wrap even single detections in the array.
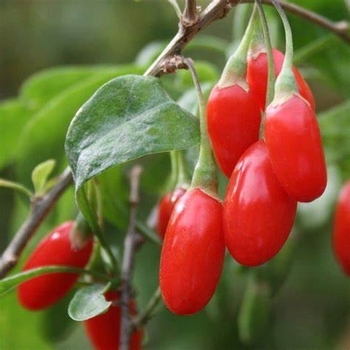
[{"xmin": 1, "ymin": 1, "xmax": 350, "ymax": 349}]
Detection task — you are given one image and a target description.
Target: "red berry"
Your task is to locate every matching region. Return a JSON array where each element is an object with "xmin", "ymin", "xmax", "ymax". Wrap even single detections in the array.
[
  {"xmin": 223, "ymin": 140, "xmax": 297, "ymax": 267},
  {"xmin": 333, "ymin": 182, "xmax": 350, "ymax": 276},
  {"xmin": 159, "ymin": 188, "xmax": 225, "ymax": 315},
  {"xmin": 207, "ymin": 84, "xmax": 261, "ymax": 178},
  {"xmin": 264, "ymin": 94, "xmax": 327, "ymax": 202},
  {"xmin": 247, "ymin": 48, "xmax": 315, "ymax": 111},
  {"xmin": 18, "ymin": 221, "xmax": 93, "ymax": 310},
  {"xmin": 156, "ymin": 187, "xmax": 187, "ymax": 239},
  {"xmin": 84, "ymin": 291, "xmax": 142, "ymax": 350}
]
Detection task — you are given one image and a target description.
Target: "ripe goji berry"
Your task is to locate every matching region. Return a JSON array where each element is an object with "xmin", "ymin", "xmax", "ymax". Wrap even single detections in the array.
[
  {"xmin": 18, "ymin": 221, "xmax": 93, "ymax": 310},
  {"xmin": 159, "ymin": 188, "xmax": 225, "ymax": 314},
  {"xmin": 224, "ymin": 140, "xmax": 297, "ymax": 266},
  {"xmin": 156, "ymin": 187, "xmax": 187, "ymax": 239},
  {"xmin": 264, "ymin": 94, "xmax": 327, "ymax": 202},
  {"xmin": 207, "ymin": 84, "xmax": 261, "ymax": 178},
  {"xmin": 247, "ymin": 48, "xmax": 315, "ymax": 111}
]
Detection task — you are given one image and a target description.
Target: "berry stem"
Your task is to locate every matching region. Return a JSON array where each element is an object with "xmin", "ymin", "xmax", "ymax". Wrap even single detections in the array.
[
  {"xmin": 218, "ymin": 4, "xmax": 259, "ymax": 89},
  {"xmin": 256, "ymin": 0, "xmax": 275, "ymax": 108},
  {"xmin": 271, "ymin": 0, "xmax": 298, "ymax": 101},
  {"xmin": 120, "ymin": 165, "xmax": 144, "ymax": 350},
  {"xmin": 185, "ymin": 58, "xmax": 218, "ymax": 197},
  {"xmin": 176, "ymin": 150, "xmax": 190, "ymax": 186},
  {"xmin": 169, "ymin": 150, "xmax": 179, "ymax": 189},
  {"xmin": 133, "ymin": 286, "xmax": 162, "ymax": 327}
]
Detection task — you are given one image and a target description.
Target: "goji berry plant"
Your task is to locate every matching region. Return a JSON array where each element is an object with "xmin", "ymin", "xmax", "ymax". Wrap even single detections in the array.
[{"xmin": 0, "ymin": 1, "xmax": 350, "ymax": 349}]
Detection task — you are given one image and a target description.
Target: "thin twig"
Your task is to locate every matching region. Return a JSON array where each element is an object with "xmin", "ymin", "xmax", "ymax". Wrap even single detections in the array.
[
  {"xmin": 0, "ymin": 168, "xmax": 73, "ymax": 279},
  {"xmin": 120, "ymin": 165, "xmax": 143, "ymax": 350},
  {"xmin": 183, "ymin": 0, "xmax": 199, "ymax": 27},
  {"xmin": 145, "ymin": 0, "xmax": 350, "ymax": 77},
  {"xmin": 133, "ymin": 287, "xmax": 162, "ymax": 328},
  {"xmin": 168, "ymin": 0, "xmax": 182, "ymax": 19}
]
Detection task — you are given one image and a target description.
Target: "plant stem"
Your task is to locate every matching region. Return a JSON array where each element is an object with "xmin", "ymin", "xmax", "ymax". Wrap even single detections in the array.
[
  {"xmin": 169, "ymin": 150, "xmax": 179, "ymax": 189},
  {"xmin": 120, "ymin": 165, "xmax": 144, "ymax": 350},
  {"xmin": 185, "ymin": 58, "xmax": 218, "ymax": 197},
  {"xmin": 133, "ymin": 287, "xmax": 163, "ymax": 328},
  {"xmin": 176, "ymin": 151, "xmax": 190, "ymax": 186},
  {"xmin": 0, "ymin": 168, "xmax": 73, "ymax": 279},
  {"xmin": 256, "ymin": 0, "xmax": 350, "ymax": 44},
  {"xmin": 0, "ymin": 179, "xmax": 33, "ymax": 198},
  {"xmin": 271, "ymin": 0, "xmax": 298, "ymax": 100},
  {"xmin": 272, "ymin": 0, "xmax": 293, "ymax": 73},
  {"xmin": 183, "ymin": 0, "xmax": 199, "ymax": 26},
  {"xmin": 218, "ymin": 4, "xmax": 258, "ymax": 89},
  {"xmin": 146, "ymin": 0, "xmax": 350, "ymax": 77},
  {"xmin": 256, "ymin": 0, "xmax": 275, "ymax": 108},
  {"xmin": 167, "ymin": 0, "xmax": 182, "ymax": 19},
  {"xmin": 80, "ymin": 187, "xmax": 120, "ymax": 275}
]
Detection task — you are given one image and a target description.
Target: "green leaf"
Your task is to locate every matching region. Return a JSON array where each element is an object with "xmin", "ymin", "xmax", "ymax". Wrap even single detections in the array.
[
  {"xmin": 0, "ymin": 99, "xmax": 32, "ymax": 169},
  {"xmin": 20, "ymin": 65, "xmax": 124, "ymax": 112},
  {"xmin": 16, "ymin": 65, "xmax": 143, "ymax": 187},
  {"xmin": 0, "ymin": 266, "xmax": 86, "ymax": 297},
  {"xmin": 31, "ymin": 159, "xmax": 56, "ymax": 195},
  {"xmin": 68, "ymin": 284, "xmax": 110, "ymax": 321},
  {"xmin": 65, "ymin": 74, "xmax": 200, "ymax": 190}
]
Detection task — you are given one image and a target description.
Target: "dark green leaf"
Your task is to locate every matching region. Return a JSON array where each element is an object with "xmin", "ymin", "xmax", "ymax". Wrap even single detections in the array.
[
  {"xmin": 16, "ymin": 65, "xmax": 143, "ymax": 186},
  {"xmin": 65, "ymin": 74, "xmax": 200, "ymax": 190},
  {"xmin": 68, "ymin": 284, "xmax": 110, "ymax": 321}
]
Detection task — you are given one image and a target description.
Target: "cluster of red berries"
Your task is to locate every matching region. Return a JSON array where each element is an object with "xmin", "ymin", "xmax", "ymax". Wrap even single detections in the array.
[
  {"xmin": 213, "ymin": 47, "xmax": 327, "ymax": 267},
  {"xmin": 17, "ymin": 221, "xmax": 141, "ymax": 349},
  {"xmin": 157, "ymin": 47, "xmax": 327, "ymax": 315}
]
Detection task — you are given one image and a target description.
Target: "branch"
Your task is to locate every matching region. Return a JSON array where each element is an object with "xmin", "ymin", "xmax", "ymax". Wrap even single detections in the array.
[
  {"xmin": 0, "ymin": 167, "xmax": 73, "ymax": 279},
  {"xmin": 256, "ymin": 0, "xmax": 350, "ymax": 45},
  {"xmin": 120, "ymin": 165, "xmax": 144, "ymax": 350},
  {"xmin": 145, "ymin": 0, "xmax": 241, "ymax": 77},
  {"xmin": 145, "ymin": 0, "xmax": 350, "ymax": 77}
]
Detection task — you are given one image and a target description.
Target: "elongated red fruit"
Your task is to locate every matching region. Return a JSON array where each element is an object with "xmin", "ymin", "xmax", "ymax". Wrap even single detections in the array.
[
  {"xmin": 223, "ymin": 140, "xmax": 297, "ymax": 267},
  {"xmin": 160, "ymin": 188, "xmax": 225, "ymax": 315},
  {"xmin": 156, "ymin": 187, "xmax": 187, "ymax": 239},
  {"xmin": 333, "ymin": 181, "xmax": 350, "ymax": 276},
  {"xmin": 247, "ymin": 48, "xmax": 315, "ymax": 111},
  {"xmin": 18, "ymin": 221, "xmax": 93, "ymax": 310},
  {"xmin": 264, "ymin": 94, "xmax": 327, "ymax": 202},
  {"xmin": 207, "ymin": 84, "xmax": 261, "ymax": 178},
  {"xmin": 84, "ymin": 291, "xmax": 142, "ymax": 350}
]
